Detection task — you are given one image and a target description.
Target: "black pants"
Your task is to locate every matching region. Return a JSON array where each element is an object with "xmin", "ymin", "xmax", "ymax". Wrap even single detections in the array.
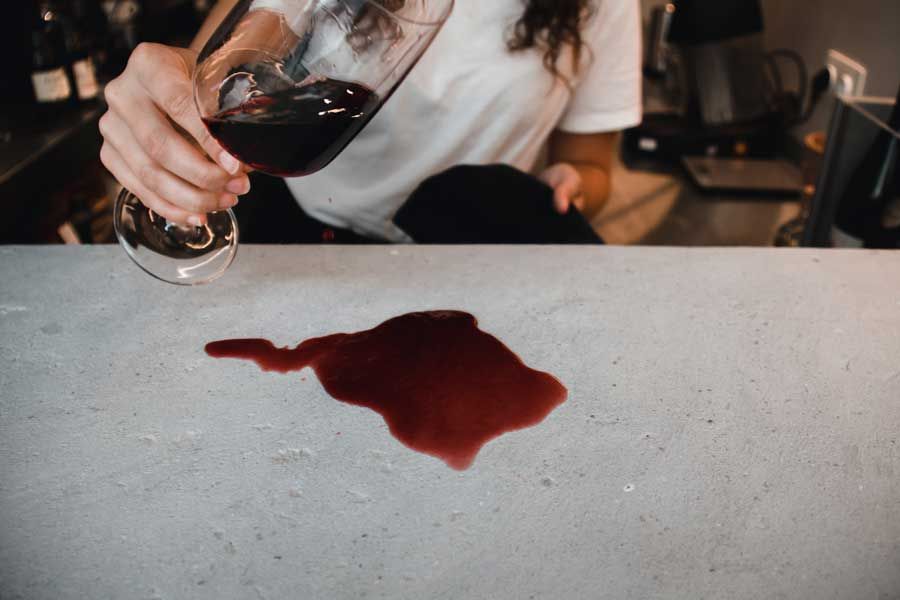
[
  {"xmin": 234, "ymin": 172, "xmax": 375, "ymax": 244},
  {"xmin": 235, "ymin": 164, "xmax": 603, "ymax": 245}
]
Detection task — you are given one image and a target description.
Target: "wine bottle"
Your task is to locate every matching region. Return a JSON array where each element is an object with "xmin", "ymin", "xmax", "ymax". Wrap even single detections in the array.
[
  {"xmin": 30, "ymin": 1, "xmax": 77, "ymax": 113},
  {"xmin": 66, "ymin": 0, "xmax": 108, "ymax": 98},
  {"xmin": 833, "ymin": 87, "xmax": 900, "ymax": 249},
  {"xmin": 101, "ymin": 0, "xmax": 141, "ymax": 78}
]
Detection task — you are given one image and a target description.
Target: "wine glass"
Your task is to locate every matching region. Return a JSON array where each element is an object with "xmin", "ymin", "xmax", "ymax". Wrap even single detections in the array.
[{"xmin": 114, "ymin": 0, "xmax": 454, "ymax": 285}]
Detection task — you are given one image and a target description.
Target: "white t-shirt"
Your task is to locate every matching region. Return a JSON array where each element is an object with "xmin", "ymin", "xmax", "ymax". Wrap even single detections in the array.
[{"xmin": 251, "ymin": 0, "xmax": 642, "ymax": 241}]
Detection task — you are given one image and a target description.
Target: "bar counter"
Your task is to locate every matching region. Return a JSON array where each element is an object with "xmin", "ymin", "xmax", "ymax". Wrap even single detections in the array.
[{"xmin": 1, "ymin": 245, "xmax": 898, "ymax": 599}]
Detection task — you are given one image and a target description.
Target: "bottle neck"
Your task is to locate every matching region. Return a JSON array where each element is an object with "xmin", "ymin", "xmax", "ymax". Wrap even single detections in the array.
[
  {"xmin": 32, "ymin": 1, "xmax": 65, "ymax": 63},
  {"xmin": 35, "ymin": 0, "xmax": 57, "ymax": 22}
]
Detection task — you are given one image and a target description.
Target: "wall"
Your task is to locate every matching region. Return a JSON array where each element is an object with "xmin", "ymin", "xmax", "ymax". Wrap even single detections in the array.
[{"xmin": 760, "ymin": 0, "xmax": 900, "ymax": 135}]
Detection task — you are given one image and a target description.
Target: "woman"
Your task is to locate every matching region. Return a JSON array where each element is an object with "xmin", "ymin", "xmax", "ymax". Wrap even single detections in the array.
[{"xmin": 99, "ymin": 0, "xmax": 641, "ymax": 242}]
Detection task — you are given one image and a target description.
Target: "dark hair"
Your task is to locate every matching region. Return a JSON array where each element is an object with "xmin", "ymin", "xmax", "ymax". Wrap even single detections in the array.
[
  {"xmin": 364, "ymin": 0, "xmax": 593, "ymax": 76},
  {"xmin": 508, "ymin": 0, "xmax": 594, "ymax": 76}
]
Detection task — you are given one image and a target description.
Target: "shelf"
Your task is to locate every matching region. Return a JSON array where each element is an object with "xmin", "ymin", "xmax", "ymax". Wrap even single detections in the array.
[{"xmin": 0, "ymin": 104, "xmax": 104, "ymax": 189}]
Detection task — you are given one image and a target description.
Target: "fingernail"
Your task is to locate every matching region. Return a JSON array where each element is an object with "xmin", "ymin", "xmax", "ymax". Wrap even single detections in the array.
[
  {"xmin": 188, "ymin": 215, "xmax": 204, "ymax": 227},
  {"xmin": 220, "ymin": 194, "xmax": 239, "ymax": 208},
  {"xmin": 219, "ymin": 151, "xmax": 241, "ymax": 174},
  {"xmin": 226, "ymin": 177, "xmax": 251, "ymax": 195}
]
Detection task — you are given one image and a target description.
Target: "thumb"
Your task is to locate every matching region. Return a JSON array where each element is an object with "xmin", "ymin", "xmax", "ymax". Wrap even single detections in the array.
[{"xmin": 553, "ymin": 179, "xmax": 580, "ymax": 214}]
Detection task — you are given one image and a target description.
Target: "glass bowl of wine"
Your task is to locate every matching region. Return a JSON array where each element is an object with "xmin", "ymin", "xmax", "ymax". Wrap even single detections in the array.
[{"xmin": 114, "ymin": 0, "xmax": 454, "ymax": 285}]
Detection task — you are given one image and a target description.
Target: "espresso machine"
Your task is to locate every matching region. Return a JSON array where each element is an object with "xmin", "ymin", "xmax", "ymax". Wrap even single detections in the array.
[{"xmin": 624, "ymin": 0, "xmax": 786, "ymax": 170}]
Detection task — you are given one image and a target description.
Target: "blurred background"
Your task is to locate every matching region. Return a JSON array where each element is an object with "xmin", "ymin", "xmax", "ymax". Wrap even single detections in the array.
[
  {"xmin": 1, "ymin": 0, "xmax": 898, "ymax": 248},
  {"xmin": 1, "ymin": 0, "xmax": 214, "ymax": 245}
]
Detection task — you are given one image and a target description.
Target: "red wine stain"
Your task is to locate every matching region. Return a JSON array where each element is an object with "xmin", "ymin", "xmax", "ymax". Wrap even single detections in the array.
[{"xmin": 205, "ymin": 311, "xmax": 567, "ymax": 470}]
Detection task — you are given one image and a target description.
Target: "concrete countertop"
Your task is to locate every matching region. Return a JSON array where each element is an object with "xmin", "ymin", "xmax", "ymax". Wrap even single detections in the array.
[{"xmin": 1, "ymin": 245, "xmax": 898, "ymax": 599}]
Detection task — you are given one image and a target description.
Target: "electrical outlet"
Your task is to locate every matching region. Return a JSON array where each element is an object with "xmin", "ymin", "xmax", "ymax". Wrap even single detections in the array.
[{"xmin": 826, "ymin": 49, "xmax": 867, "ymax": 97}]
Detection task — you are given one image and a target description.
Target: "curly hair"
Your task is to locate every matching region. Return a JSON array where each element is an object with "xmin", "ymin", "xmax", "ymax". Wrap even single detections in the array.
[
  {"xmin": 508, "ymin": 0, "xmax": 594, "ymax": 76},
  {"xmin": 362, "ymin": 0, "xmax": 594, "ymax": 76}
]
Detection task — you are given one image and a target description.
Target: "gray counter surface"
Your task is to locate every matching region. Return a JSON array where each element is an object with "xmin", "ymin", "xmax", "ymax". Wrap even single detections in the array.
[{"xmin": 1, "ymin": 246, "xmax": 899, "ymax": 599}]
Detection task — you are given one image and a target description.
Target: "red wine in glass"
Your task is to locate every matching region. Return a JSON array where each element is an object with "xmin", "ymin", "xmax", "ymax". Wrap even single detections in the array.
[{"xmin": 202, "ymin": 77, "xmax": 380, "ymax": 176}]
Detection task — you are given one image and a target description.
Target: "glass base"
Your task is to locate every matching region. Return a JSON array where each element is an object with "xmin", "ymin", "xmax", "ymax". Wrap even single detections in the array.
[{"xmin": 114, "ymin": 189, "xmax": 238, "ymax": 286}]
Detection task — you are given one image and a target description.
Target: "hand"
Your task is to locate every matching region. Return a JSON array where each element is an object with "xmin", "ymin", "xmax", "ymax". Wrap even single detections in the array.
[
  {"xmin": 99, "ymin": 43, "xmax": 250, "ymax": 225},
  {"xmin": 539, "ymin": 162, "xmax": 585, "ymax": 215}
]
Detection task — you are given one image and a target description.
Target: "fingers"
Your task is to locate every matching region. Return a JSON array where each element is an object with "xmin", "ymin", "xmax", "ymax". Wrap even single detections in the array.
[
  {"xmin": 553, "ymin": 186, "xmax": 571, "ymax": 214},
  {"xmin": 554, "ymin": 176, "xmax": 584, "ymax": 214},
  {"xmin": 99, "ymin": 41, "xmax": 252, "ymax": 216},
  {"xmin": 541, "ymin": 163, "xmax": 584, "ymax": 215},
  {"xmin": 106, "ymin": 83, "xmax": 249, "ymax": 195},
  {"xmin": 100, "ymin": 111, "xmax": 239, "ymax": 216},
  {"xmin": 101, "ymin": 144, "xmax": 206, "ymax": 226},
  {"xmin": 539, "ymin": 168, "xmax": 570, "ymax": 213},
  {"xmin": 130, "ymin": 44, "xmax": 241, "ymax": 175}
]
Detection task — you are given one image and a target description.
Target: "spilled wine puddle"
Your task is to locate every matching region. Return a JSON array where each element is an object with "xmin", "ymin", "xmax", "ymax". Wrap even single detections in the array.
[{"xmin": 206, "ymin": 311, "xmax": 567, "ymax": 469}]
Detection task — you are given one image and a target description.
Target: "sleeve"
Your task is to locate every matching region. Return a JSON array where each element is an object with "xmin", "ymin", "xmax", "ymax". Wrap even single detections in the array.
[{"xmin": 557, "ymin": 0, "xmax": 643, "ymax": 134}]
